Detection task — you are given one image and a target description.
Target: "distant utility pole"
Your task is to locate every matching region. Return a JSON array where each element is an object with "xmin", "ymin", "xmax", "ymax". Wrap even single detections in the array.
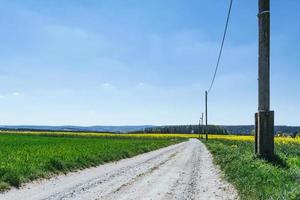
[
  {"xmin": 255, "ymin": 0, "xmax": 274, "ymax": 158},
  {"xmin": 198, "ymin": 119, "xmax": 201, "ymax": 139},
  {"xmin": 205, "ymin": 91, "xmax": 208, "ymax": 140},
  {"xmin": 201, "ymin": 112, "xmax": 204, "ymax": 139},
  {"xmin": 199, "ymin": 113, "xmax": 204, "ymax": 139}
]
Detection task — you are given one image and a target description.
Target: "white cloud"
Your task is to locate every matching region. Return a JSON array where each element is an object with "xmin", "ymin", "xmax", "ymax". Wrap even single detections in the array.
[
  {"xmin": 102, "ymin": 82, "xmax": 112, "ymax": 87},
  {"xmin": 135, "ymin": 82, "xmax": 157, "ymax": 91},
  {"xmin": 137, "ymin": 82, "xmax": 146, "ymax": 88},
  {"xmin": 44, "ymin": 25, "xmax": 89, "ymax": 39},
  {"xmin": 100, "ymin": 82, "xmax": 118, "ymax": 92},
  {"xmin": 88, "ymin": 110, "xmax": 96, "ymax": 116},
  {"xmin": 12, "ymin": 92, "xmax": 21, "ymax": 96}
]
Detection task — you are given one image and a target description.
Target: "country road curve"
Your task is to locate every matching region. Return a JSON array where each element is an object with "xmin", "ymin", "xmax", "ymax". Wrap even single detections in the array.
[{"xmin": 1, "ymin": 139, "xmax": 239, "ymax": 200}]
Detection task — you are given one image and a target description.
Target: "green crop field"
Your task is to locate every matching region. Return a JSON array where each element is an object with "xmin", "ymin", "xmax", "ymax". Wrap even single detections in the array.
[
  {"xmin": 0, "ymin": 133, "xmax": 184, "ymax": 191},
  {"xmin": 203, "ymin": 138, "xmax": 300, "ymax": 200}
]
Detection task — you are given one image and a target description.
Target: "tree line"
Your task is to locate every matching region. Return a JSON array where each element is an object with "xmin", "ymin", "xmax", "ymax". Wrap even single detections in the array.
[{"xmin": 142, "ymin": 125, "xmax": 228, "ymax": 134}]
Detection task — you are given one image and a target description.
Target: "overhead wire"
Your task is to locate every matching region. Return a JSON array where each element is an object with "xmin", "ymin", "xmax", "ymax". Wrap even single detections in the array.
[{"xmin": 207, "ymin": 0, "xmax": 233, "ymax": 94}]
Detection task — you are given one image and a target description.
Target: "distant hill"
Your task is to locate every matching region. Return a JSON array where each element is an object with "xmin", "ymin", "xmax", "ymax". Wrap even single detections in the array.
[{"xmin": 0, "ymin": 125, "xmax": 154, "ymax": 133}]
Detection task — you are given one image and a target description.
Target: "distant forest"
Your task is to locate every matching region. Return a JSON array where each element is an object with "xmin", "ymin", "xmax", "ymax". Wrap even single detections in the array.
[
  {"xmin": 143, "ymin": 125, "xmax": 228, "ymax": 134},
  {"xmin": 142, "ymin": 125, "xmax": 300, "ymax": 135}
]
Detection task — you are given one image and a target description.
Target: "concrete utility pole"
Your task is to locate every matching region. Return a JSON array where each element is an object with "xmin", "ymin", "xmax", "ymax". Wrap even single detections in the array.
[
  {"xmin": 199, "ymin": 113, "xmax": 204, "ymax": 139},
  {"xmin": 205, "ymin": 91, "xmax": 208, "ymax": 141},
  {"xmin": 255, "ymin": 0, "xmax": 274, "ymax": 158},
  {"xmin": 198, "ymin": 119, "xmax": 201, "ymax": 139}
]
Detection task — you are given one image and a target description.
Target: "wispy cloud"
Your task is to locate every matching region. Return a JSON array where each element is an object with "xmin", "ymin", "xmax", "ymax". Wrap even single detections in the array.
[
  {"xmin": 12, "ymin": 92, "xmax": 21, "ymax": 96},
  {"xmin": 100, "ymin": 82, "xmax": 119, "ymax": 93},
  {"xmin": 88, "ymin": 110, "xmax": 96, "ymax": 116},
  {"xmin": 102, "ymin": 82, "xmax": 113, "ymax": 88},
  {"xmin": 135, "ymin": 82, "xmax": 156, "ymax": 91},
  {"xmin": 43, "ymin": 25, "xmax": 89, "ymax": 39}
]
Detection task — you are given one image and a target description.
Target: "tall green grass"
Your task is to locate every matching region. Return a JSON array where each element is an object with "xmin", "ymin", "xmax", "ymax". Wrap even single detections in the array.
[
  {"xmin": 0, "ymin": 134, "xmax": 184, "ymax": 191},
  {"xmin": 203, "ymin": 139, "xmax": 300, "ymax": 200}
]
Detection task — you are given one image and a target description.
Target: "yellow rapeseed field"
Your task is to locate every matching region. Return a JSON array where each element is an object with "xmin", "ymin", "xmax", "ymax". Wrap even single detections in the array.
[
  {"xmin": 202, "ymin": 134, "xmax": 300, "ymax": 144},
  {"xmin": 0, "ymin": 130, "xmax": 299, "ymax": 144}
]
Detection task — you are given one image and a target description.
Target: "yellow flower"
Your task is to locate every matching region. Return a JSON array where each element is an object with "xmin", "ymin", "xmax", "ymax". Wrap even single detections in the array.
[{"xmin": 1, "ymin": 131, "xmax": 299, "ymax": 144}]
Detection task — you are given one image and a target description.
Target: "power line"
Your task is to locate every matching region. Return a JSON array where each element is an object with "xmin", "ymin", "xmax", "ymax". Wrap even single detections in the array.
[{"xmin": 207, "ymin": 0, "xmax": 233, "ymax": 94}]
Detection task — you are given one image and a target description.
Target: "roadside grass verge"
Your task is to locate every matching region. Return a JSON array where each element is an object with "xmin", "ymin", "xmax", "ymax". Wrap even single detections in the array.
[
  {"xmin": 0, "ymin": 134, "xmax": 185, "ymax": 192},
  {"xmin": 203, "ymin": 138, "xmax": 300, "ymax": 200}
]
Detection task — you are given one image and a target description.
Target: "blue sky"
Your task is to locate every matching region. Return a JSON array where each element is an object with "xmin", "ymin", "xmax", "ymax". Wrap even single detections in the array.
[{"xmin": 0, "ymin": 0, "xmax": 299, "ymax": 126}]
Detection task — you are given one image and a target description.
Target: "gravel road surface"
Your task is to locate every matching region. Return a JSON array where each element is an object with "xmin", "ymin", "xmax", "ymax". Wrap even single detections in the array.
[{"xmin": 1, "ymin": 139, "xmax": 238, "ymax": 200}]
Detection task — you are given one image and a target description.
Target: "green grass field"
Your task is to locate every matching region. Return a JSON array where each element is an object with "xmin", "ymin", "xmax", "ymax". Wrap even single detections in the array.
[
  {"xmin": 203, "ymin": 138, "xmax": 300, "ymax": 200},
  {"xmin": 0, "ymin": 133, "xmax": 184, "ymax": 191}
]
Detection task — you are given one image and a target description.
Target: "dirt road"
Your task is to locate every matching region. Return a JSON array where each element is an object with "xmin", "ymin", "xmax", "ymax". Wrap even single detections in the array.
[{"xmin": 1, "ymin": 139, "xmax": 238, "ymax": 200}]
